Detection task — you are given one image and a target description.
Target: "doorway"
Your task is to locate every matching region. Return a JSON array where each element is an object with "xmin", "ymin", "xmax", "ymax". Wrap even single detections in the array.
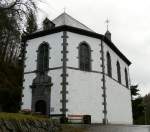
[{"xmin": 35, "ymin": 100, "xmax": 47, "ymax": 115}]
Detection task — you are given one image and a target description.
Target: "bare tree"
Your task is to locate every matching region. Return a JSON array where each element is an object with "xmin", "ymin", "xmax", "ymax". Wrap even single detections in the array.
[{"xmin": 0, "ymin": 0, "xmax": 37, "ymax": 63}]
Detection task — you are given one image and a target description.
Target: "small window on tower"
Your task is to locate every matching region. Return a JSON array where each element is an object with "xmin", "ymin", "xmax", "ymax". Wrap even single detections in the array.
[{"xmin": 79, "ymin": 43, "xmax": 91, "ymax": 71}]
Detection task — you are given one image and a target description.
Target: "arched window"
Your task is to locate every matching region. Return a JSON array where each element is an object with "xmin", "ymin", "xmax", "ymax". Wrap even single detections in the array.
[
  {"xmin": 79, "ymin": 43, "xmax": 91, "ymax": 71},
  {"xmin": 106, "ymin": 52, "xmax": 112, "ymax": 77},
  {"xmin": 37, "ymin": 42, "xmax": 49, "ymax": 73},
  {"xmin": 125, "ymin": 68, "xmax": 128, "ymax": 88},
  {"xmin": 117, "ymin": 61, "xmax": 121, "ymax": 83}
]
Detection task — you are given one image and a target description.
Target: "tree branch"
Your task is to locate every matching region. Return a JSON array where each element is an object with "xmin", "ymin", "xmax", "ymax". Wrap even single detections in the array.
[{"xmin": 0, "ymin": 0, "xmax": 17, "ymax": 11}]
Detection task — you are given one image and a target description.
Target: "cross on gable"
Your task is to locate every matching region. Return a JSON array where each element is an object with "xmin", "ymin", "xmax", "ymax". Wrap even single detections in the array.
[
  {"xmin": 63, "ymin": 7, "xmax": 66, "ymax": 13},
  {"xmin": 105, "ymin": 19, "xmax": 110, "ymax": 31}
]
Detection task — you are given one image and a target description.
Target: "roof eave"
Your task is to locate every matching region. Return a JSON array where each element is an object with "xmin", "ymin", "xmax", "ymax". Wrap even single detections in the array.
[{"xmin": 22, "ymin": 25, "xmax": 131, "ymax": 66}]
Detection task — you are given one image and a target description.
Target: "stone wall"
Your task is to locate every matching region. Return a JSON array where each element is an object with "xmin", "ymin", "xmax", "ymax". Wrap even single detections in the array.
[{"xmin": 0, "ymin": 119, "xmax": 60, "ymax": 132}]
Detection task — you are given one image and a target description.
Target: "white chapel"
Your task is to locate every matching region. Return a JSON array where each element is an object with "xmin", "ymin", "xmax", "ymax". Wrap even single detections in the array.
[{"xmin": 21, "ymin": 12, "xmax": 133, "ymax": 124}]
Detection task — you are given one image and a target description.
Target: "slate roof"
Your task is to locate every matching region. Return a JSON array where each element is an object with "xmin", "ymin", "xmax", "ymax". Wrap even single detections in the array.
[{"xmin": 52, "ymin": 12, "xmax": 94, "ymax": 32}]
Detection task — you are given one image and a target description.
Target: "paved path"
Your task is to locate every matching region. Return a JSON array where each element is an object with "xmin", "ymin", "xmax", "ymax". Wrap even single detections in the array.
[
  {"xmin": 68, "ymin": 124, "xmax": 150, "ymax": 132},
  {"xmin": 86, "ymin": 125, "xmax": 150, "ymax": 132}
]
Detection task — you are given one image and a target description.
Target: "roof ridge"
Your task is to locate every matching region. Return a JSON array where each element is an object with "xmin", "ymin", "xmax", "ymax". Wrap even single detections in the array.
[
  {"xmin": 52, "ymin": 13, "xmax": 64, "ymax": 21},
  {"xmin": 63, "ymin": 12, "xmax": 94, "ymax": 32}
]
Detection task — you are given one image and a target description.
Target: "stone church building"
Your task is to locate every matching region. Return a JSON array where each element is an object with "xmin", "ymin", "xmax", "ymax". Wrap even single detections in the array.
[{"xmin": 21, "ymin": 12, "xmax": 133, "ymax": 124}]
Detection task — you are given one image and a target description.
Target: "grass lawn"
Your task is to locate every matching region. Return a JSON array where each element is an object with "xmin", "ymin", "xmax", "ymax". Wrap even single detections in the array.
[{"xmin": 0, "ymin": 112, "xmax": 50, "ymax": 121}]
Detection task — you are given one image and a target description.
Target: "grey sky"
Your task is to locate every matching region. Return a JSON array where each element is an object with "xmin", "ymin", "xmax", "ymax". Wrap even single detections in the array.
[{"xmin": 36, "ymin": 0, "xmax": 150, "ymax": 96}]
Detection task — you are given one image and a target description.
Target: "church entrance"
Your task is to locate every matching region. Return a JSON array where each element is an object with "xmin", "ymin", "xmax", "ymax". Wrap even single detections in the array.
[
  {"xmin": 31, "ymin": 74, "xmax": 52, "ymax": 115},
  {"xmin": 35, "ymin": 100, "xmax": 47, "ymax": 115}
]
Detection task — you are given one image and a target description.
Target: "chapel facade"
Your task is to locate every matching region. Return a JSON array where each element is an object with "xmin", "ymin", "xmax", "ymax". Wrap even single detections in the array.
[{"xmin": 21, "ymin": 12, "xmax": 133, "ymax": 124}]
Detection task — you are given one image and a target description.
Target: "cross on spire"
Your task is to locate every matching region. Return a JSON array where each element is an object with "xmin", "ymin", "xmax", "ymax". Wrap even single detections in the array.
[
  {"xmin": 63, "ymin": 7, "xmax": 66, "ymax": 13},
  {"xmin": 105, "ymin": 19, "xmax": 110, "ymax": 31}
]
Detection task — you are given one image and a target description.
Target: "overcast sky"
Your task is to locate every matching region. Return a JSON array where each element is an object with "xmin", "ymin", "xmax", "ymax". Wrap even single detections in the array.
[{"xmin": 36, "ymin": 0, "xmax": 150, "ymax": 96}]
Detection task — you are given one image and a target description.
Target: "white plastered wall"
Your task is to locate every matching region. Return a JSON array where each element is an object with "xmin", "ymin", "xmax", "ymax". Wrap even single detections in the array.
[
  {"xmin": 67, "ymin": 69, "xmax": 103, "ymax": 123},
  {"xmin": 103, "ymin": 42, "xmax": 133, "ymax": 124},
  {"xmin": 24, "ymin": 32, "xmax": 63, "ymax": 73},
  {"xmin": 48, "ymin": 69, "xmax": 62, "ymax": 115},
  {"xmin": 103, "ymin": 42, "xmax": 130, "ymax": 87},
  {"xmin": 67, "ymin": 32, "xmax": 101, "ymax": 71},
  {"xmin": 106, "ymin": 77, "xmax": 133, "ymax": 124},
  {"xmin": 22, "ymin": 73, "xmax": 36, "ymax": 109},
  {"xmin": 66, "ymin": 32, "xmax": 103, "ymax": 123},
  {"xmin": 22, "ymin": 32, "xmax": 63, "ymax": 111}
]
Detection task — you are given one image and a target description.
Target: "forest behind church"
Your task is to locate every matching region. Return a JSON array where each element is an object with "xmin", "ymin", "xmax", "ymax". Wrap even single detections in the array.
[{"xmin": 0, "ymin": 0, "xmax": 150, "ymax": 125}]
